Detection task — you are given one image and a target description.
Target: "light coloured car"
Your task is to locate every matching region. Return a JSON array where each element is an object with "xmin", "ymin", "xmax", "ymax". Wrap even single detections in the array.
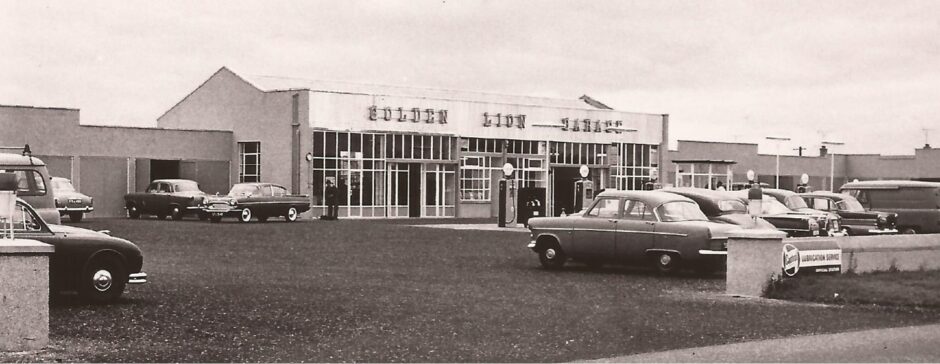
[{"xmin": 51, "ymin": 177, "xmax": 93, "ymax": 222}]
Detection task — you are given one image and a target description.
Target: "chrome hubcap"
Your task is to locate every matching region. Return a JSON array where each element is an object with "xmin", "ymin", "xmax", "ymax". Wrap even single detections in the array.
[
  {"xmin": 93, "ymin": 269, "xmax": 113, "ymax": 292},
  {"xmin": 288, "ymin": 208, "xmax": 297, "ymax": 220},
  {"xmin": 545, "ymin": 248, "xmax": 556, "ymax": 259},
  {"xmin": 241, "ymin": 209, "xmax": 251, "ymax": 221},
  {"xmin": 659, "ymin": 254, "xmax": 672, "ymax": 266}
]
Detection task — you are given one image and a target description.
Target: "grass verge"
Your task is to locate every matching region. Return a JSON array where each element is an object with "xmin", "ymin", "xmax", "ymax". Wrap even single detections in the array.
[{"xmin": 768, "ymin": 270, "xmax": 940, "ymax": 308}]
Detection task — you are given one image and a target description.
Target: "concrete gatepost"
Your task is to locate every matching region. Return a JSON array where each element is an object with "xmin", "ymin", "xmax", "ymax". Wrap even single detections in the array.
[
  {"xmin": 726, "ymin": 229, "xmax": 786, "ymax": 297},
  {"xmin": 0, "ymin": 239, "xmax": 54, "ymax": 351}
]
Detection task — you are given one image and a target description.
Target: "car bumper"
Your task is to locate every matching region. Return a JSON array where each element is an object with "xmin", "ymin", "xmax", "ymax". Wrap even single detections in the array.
[
  {"xmin": 698, "ymin": 250, "xmax": 728, "ymax": 256},
  {"xmin": 128, "ymin": 272, "xmax": 147, "ymax": 284},
  {"xmin": 57, "ymin": 207, "xmax": 93, "ymax": 212},
  {"xmin": 527, "ymin": 240, "xmax": 536, "ymax": 249},
  {"xmin": 868, "ymin": 228, "xmax": 898, "ymax": 234}
]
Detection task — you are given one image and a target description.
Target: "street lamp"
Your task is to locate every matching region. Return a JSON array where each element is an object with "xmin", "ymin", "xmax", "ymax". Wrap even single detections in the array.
[
  {"xmin": 765, "ymin": 136, "xmax": 791, "ymax": 189},
  {"xmin": 822, "ymin": 141, "xmax": 845, "ymax": 191}
]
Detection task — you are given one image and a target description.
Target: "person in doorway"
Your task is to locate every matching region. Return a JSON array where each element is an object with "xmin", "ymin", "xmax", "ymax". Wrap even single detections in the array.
[
  {"xmin": 324, "ymin": 179, "xmax": 338, "ymax": 220},
  {"xmin": 716, "ymin": 181, "xmax": 726, "ymax": 191}
]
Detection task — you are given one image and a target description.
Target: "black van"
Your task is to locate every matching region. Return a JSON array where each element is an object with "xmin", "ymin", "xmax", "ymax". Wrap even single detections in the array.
[{"xmin": 840, "ymin": 180, "xmax": 940, "ymax": 234}]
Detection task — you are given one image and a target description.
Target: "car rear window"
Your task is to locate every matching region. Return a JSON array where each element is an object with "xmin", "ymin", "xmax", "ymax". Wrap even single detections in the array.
[{"xmin": 0, "ymin": 169, "xmax": 47, "ymax": 196}]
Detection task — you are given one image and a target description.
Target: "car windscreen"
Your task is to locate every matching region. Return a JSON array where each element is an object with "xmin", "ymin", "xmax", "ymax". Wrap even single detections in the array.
[
  {"xmin": 717, "ymin": 199, "xmax": 746, "ymax": 213},
  {"xmin": 230, "ymin": 184, "xmax": 259, "ymax": 196},
  {"xmin": 175, "ymin": 181, "xmax": 201, "ymax": 192},
  {"xmin": 784, "ymin": 195, "xmax": 809, "ymax": 209},
  {"xmin": 52, "ymin": 179, "xmax": 75, "ymax": 192},
  {"xmin": 655, "ymin": 201, "xmax": 708, "ymax": 222},
  {"xmin": 836, "ymin": 198, "xmax": 865, "ymax": 212},
  {"xmin": 762, "ymin": 197, "xmax": 792, "ymax": 215},
  {"xmin": 0, "ymin": 169, "xmax": 47, "ymax": 196}
]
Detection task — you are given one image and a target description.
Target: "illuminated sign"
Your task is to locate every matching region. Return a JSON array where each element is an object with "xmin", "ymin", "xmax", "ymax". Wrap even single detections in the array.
[
  {"xmin": 369, "ymin": 106, "xmax": 448, "ymax": 124},
  {"xmin": 483, "ymin": 112, "xmax": 526, "ymax": 129}
]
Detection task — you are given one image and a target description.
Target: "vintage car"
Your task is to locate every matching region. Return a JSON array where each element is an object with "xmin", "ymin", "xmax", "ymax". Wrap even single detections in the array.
[
  {"xmin": 5, "ymin": 198, "xmax": 147, "ymax": 303},
  {"xmin": 729, "ymin": 190, "xmax": 829, "ymax": 237},
  {"xmin": 203, "ymin": 182, "xmax": 311, "ymax": 223},
  {"xmin": 743, "ymin": 188, "xmax": 844, "ymax": 237},
  {"xmin": 527, "ymin": 190, "xmax": 739, "ymax": 274},
  {"xmin": 0, "ymin": 150, "xmax": 60, "ymax": 224},
  {"xmin": 661, "ymin": 187, "xmax": 776, "ymax": 229},
  {"xmin": 840, "ymin": 180, "xmax": 940, "ymax": 234},
  {"xmin": 799, "ymin": 191, "xmax": 898, "ymax": 235},
  {"xmin": 124, "ymin": 179, "xmax": 208, "ymax": 220},
  {"xmin": 51, "ymin": 177, "xmax": 94, "ymax": 222}
]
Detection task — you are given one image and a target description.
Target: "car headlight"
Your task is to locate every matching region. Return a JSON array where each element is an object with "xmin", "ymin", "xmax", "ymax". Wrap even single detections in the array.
[{"xmin": 228, "ymin": 200, "xmax": 236, "ymax": 206}]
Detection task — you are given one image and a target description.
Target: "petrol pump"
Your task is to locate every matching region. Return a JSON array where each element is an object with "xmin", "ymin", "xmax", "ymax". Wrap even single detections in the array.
[
  {"xmin": 498, "ymin": 163, "xmax": 517, "ymax": 228},
  {"xmin": 573, "ymin": 165, "xmax": 594, "ymax": 214},
  {"xmin": 746, "ymin": 169, "xmax": 763, "ymax": 217},
  {"xmin": 796, "ymin": 173, "xmax": 811, "ymax": 193}
]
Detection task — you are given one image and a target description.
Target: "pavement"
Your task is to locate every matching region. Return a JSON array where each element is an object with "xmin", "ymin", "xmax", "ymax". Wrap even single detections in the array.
[
  {"xmin": 407, "ymin": 223, "xmax": 529, "ymax": 232},
  {"xmin": 585, "ymin": 323, "xmax": 940, "ymax": 363}
]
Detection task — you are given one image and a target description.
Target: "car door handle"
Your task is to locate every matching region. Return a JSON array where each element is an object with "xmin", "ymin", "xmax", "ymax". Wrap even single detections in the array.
[
  {"xmin": 608, "ymin": 219, "xmax": 618, "ymax": 223},
  {"xmin": 644, "ymin": 221, "xmax": 655, "ymax": 225}
]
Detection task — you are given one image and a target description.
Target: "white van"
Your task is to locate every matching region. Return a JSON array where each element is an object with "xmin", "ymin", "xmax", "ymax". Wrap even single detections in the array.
[{"xmin": 0, "ymin": 152, "xmax": 60, "ymax": 224}]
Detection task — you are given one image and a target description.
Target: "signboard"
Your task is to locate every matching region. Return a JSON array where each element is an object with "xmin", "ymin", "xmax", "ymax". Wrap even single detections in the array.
[{"xmin": 782, "ymin": 240, "xmax": 842, "ymax": 277}]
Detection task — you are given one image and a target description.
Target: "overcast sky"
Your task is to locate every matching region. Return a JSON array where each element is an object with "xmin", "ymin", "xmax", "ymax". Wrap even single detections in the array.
[{"xmin": 2, "ymin": 0, "xmax": 938, "ymax": 155}]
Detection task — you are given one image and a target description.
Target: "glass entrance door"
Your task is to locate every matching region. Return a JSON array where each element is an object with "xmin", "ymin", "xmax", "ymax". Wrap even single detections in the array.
[
  {"xmin": 423, "ymin": 164, "xmax": 455, "ymax": 217},
  {"xmin": 386, "ymin": 163, "xmax": 409, "ymax": 218}
]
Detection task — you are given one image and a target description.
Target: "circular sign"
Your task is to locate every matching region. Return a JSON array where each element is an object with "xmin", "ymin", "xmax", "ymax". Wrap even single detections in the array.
[
  {"xmin": 579, "ymin": 165, "xmax": 590, "ymax": 178},
  {"xmin": 746, "ymin": 169, "xmax": 756, "ymax": 182},
  {"xmin": 782, "ymin": 243, "xmax": 800, "ymax": 277},
  {"xmin": 650, "ymin": 167, "xmax": 659, "ymax": 181},
  {"xmin": 800, "ymin": 173, "xmax": 809, "ymax": 184},
  {"xmin": 502, "ymin": 163, "xmax": 515, "ymax": 177}
]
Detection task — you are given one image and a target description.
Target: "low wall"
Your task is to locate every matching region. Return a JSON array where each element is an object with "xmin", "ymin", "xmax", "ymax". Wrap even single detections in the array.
[{"xmin": 789, "ymin": 234, "xmax": 940, "ymax": 274}]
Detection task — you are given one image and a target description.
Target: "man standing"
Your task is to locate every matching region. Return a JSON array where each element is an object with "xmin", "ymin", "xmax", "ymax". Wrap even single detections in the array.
[{"xmin": 325, "ymin": 179, "xmax": 338, "ymax": 220}]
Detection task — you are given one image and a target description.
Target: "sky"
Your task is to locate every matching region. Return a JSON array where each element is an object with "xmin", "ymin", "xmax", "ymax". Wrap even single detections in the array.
[{"xmin": 2, "ymin": 0, "xmax": 938, "ymax": 155}]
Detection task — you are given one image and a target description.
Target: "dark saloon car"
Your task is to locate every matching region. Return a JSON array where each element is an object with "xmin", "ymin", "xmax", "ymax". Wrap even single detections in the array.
[
  {"xmin": 750, "ymin": 188, "xmax": 844, "ymax": 237},
  {"xmin": 124, "ymin": 179, "xmax": 208, "ymax": 220},
  {"xmin": 527, "ymin": 190, "xmax": 739, "ymax": 274},
  {"xmin": 203, "ymin": 183, "xmax": 310, "ymax": 223},
  {"xmin": 662, "ymin": 187, "xmax": 776, "ymax": 229},
  {"xmin": 729, "ymin": 191, "xmax": 826, "ymax": 237},
  {"xmin": 6, "ymin": 199, "xmax": 147, "ymax": 303},
  {"xmin": 51, "ymin": 177, "xmax": 93, "ymax": 222},
  {"xmin": 799, "ymin": 191, "xmax": 898, "ymax": 235}
]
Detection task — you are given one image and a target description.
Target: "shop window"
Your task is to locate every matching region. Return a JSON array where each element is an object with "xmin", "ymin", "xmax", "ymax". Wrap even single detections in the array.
[
  {"xmin": 238, "ymin": 142, "xmax": 261, "ymax": 183},
  {"xmin": 460, "ymin": 156, "xmax": 492, "ymax": 201}
]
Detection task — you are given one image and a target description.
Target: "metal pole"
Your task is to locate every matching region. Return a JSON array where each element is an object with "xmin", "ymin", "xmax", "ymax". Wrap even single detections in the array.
[
  {"xmin": 775, "ymin": 152, "xmax": 780, "ymax": 189},
  {"xmin": 830, "ymin": 153, "xmax": 835, "ymax": 191}
]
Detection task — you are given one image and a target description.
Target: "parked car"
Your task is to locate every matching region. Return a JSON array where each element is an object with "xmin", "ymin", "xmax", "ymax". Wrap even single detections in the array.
[
  {"xmin": 124, "ymin": 179, "xmax": 208, "ymax": 220},
  {"xmin": 757, "ymin": 188, "xmax": 844, "ymax": 237},
  {"xmin": 0, "ymin": 150, "xmax": 60, "ymax": 224},
  {"xmin": 527, "ymin": 190, "xmax": 738, "ymax": 274},
  {"xmin": 798, "ymin": 191, "xmax": 898, "ymax": 235},
  {"xmin": 661, "ymin": 187, "xmax": 776, "ymax": 229},
  {"xmin": 729, "ymin": 190, "xmax": 827, "ymax": 237},
  {"xmin": 51, "ymin": 177, "xmax": 93, "ymax": 222},
  {"xmin": 840, "ymin": 180, "xmax": 940, "ymax": 234},
  {"xmin": 203, "ymin": 182, "xmax": 310, "ymax": 223},
  {"xmin": 5, "ymin": 198, "xmax": 147, "ymax": 303}
]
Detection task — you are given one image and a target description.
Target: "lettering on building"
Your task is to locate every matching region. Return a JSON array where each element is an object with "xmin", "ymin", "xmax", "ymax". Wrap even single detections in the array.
[
  {"xmin": 561, "ymin": 118, "xmax": 624, "ymax": 133},
  {"xmin": 482, "ymin": 112, "xmax": 526, "ymax": 129},
  {"xmin": 369, "ymin": 105, "xmax": 447, "ymax": 124}
]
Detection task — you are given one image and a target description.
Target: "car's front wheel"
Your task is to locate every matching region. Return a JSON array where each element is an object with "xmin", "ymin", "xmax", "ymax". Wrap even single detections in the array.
[
  {"xmin": 68, "ymin": 212, "xmax": 84, "ymax": 222},
  {"xmin": 538, "ymin": 243, "xmax": 567, "ymax": 270},
  {"xmin": 653, "ymin": 252, "xmax": 680, "ymax": 274},
  {"xmin": 79, "ymin": 255, "xmax": 127, "ymax": 304},
  {"xmin": 900, "ymin": 227, "xmax": 917, "ymax": 234},
  {"xmin": 239, "ymin": 208, "xmax": 253, "ymax": 223},
  {"xmin": 127, "ymin": 205, "xmax": 140, "ymax": 219},
  {"xmin": 170, "ymin": 206, "xmax": 184, "ymax": 221},
  {"xmin": 286, "ymin": 207, "xmax": 298, "ymax": 222}
]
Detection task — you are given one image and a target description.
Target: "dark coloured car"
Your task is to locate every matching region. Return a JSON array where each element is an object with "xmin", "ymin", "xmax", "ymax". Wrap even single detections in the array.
[
  {"xmin": 527, "ymin": 190, "xmax": 738, "ymax": 274},
  {"xmin": 758, "ymin": 188, "xmax": 844, "ymax": 237},
  {"xmin": 6, "ymin": 199, "xmax": 147, "ymax": 303},
  {"xmin": 729, "ymin": 190, "xmax": 826, "ymax": 237},
  {"xmin": 203, "ymin": 183, "xmax": 310, "ymax": 223},
  {"xmin": 840, "ymin": 180, "xmax": 940, "ymax": 234},
  {"xmin": 662, "ymin": 187, "xmax": 777, "ymax": 229},
  {"xmin": 799, "ymin": 191, "xmax": 898, "ymax": 235},
  {"xmin": 51, "ymin": 177, "xmax": 93, "ymax": 222},
  {"xmin": 124, "ymin": 179, "xmax": 208, "ymax": 220}
]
